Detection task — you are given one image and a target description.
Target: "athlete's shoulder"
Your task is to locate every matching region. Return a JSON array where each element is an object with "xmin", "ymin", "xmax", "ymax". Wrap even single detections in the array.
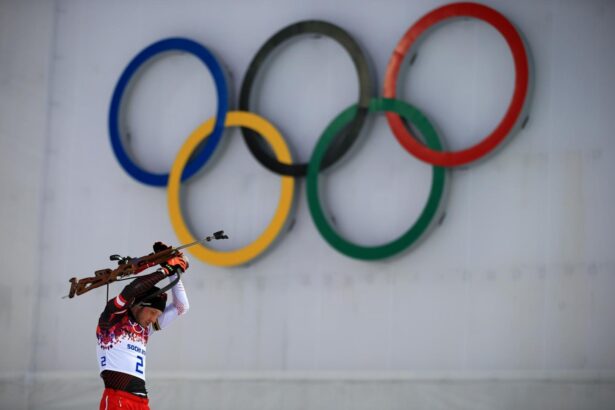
[{"xmin": 98, "ymin": 295, "xmax": 130, "ymax": 329}]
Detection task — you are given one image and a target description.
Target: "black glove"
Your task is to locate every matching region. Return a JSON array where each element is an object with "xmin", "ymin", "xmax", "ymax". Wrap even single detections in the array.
[{"xmin": 153, "ymin": 241, "xmax": 171, "ymax": 253}]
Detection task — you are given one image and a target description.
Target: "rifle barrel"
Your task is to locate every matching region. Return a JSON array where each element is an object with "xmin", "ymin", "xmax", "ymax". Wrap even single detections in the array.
[{"xmin": 174, "ymin": 231, "xmax": 227, "ymax": 252}]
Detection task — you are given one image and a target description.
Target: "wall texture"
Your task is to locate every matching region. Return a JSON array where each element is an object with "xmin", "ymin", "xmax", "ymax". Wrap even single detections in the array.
[{"xmin": 1, "ymin": 0, "xmax": 614, "ymax": 408}]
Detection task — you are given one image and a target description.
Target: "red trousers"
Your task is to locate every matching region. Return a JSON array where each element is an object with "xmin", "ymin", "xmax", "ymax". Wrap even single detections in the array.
[{"xmin": 100, "ymin": 388, "xmax": 150, "ymax": 410}]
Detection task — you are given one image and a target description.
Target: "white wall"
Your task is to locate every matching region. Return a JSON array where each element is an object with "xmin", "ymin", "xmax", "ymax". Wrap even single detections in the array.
[
  {"xmin": 1, "ymin": 0, "xmax": 615, "ymax": 409},
  {"xmin": 0, "ymin": 0, "xmax": 55, "ymax": 408}
]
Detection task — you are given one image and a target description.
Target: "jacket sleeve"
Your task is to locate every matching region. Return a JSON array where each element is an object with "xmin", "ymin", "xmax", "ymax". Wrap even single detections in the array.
[
  {"xmin": 153, "ymin": 273, "xmax": 189, "ymax": 331},
  {"xmin": 98, "ymin": 269, "xmax": 168, "ymax": 329}
]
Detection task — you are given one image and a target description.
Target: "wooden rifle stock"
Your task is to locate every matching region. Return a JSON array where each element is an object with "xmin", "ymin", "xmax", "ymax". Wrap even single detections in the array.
[
  {"xmin": 68, "ymin": 247, "xmax": 177, "ymax": 298},
  {"xmin": 67, "ymin": 231, "xmax": 228, "ymax": 298}
]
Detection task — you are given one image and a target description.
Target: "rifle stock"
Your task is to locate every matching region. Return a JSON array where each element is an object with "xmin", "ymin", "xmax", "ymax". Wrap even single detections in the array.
[
  {"xmin": 66, "ymin": 231, "xmax": 227, "ymax": 299},
  {"xmin": 68, "ymin": 248, "xmax": 177, "ymax": 298}
]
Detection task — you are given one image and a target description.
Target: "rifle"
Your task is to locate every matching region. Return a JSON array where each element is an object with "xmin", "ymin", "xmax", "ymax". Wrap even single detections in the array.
[{"xmin": 66, "ymin": 230, "xmax": 229, "ymax": 299}]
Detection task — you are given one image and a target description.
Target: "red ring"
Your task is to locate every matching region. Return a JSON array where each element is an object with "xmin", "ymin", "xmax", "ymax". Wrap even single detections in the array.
[{"xmin": 383, "ymin": 2, "xmax": 530, "ymax": 167}]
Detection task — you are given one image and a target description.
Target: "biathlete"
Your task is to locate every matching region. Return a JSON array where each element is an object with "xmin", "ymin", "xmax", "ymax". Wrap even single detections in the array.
[{"xmin": 96, "ymin": 241, "xmax": 189, "ymax": 410}]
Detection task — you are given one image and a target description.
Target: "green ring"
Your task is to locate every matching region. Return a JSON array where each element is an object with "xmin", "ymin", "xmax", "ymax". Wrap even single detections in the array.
[{"xmin": 306, "ymin": 98, "xmax": 448, "ymax": 260}]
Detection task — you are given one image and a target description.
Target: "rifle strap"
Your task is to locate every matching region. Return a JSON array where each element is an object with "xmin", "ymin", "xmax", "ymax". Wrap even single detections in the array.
[{"xmin": 134, "ymin": 269, "xmax": 182, "ymax": 308}]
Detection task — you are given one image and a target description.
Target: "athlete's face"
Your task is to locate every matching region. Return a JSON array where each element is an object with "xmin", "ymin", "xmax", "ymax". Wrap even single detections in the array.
[{"xmin": 132, "ymin": 306, "xmax": 163, "ymax": 328}]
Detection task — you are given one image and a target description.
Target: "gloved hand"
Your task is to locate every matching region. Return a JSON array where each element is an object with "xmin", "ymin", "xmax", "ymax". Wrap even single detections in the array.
[
  {"xmin": 162, "ymin": 253, "xmax": 189, "ymax": 275},
  {"xmin": 153, "ymin": 241, "xmax": 171, "ymax": 253},
  {"xmin": 153, "ymin": 241, "xmax": 189, "ymax": 275}
]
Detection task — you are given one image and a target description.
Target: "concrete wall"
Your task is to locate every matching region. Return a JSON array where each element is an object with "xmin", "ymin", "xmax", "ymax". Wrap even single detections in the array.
[
  {"xmin": 1, "ymin": 0, "xmax": 614, "ymax": 408},
  {"xmin": 0, "ymin": 1, "xmax": 55, "ymax": 408}
]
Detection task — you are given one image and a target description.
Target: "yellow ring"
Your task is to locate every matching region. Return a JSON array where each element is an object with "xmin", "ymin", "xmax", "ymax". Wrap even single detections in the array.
[{"xmin": 167, "ymin": 111, "xmax": 295, "ymax": 266}]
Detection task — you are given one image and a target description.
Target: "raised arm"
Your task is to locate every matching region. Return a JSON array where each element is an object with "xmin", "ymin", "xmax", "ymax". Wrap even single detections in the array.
[
  {"xmin": 99, "ymin": 241, "xmax": 189, "ymax": 329},
  {"xmin": 154, "ymin": 272, "xmax": 190, "ymax": 331},
  {"xmin": 98, "ymin": 269, "xmax": 168, "ymax": 329}
]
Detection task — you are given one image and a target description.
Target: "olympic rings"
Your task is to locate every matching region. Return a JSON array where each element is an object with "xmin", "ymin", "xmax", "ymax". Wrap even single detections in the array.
[
  {"xmin": 383, "ymin": 2, "xmax": 532, "ymax": 167},
  {"xmin": 167, "ymin": 111, "xmax": 295, "ymax": 267},
  {"xmin": 109, "ymin": 38, "xmax": 230, "ymax": 186},
  {"xmin": 239, "ymin": 21, "xmax": 374, "ymax": 176},
  {"xmin": 307, "ymin": 98, "xmax": 447, "ymax": 260},
  {"xmin": 109, "ymin": 2, "xmax": 533, "ymax": 264}
]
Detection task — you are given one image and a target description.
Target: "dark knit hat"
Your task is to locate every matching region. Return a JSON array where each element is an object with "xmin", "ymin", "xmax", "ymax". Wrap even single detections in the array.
[{"xmin": 135, "ymin": 286, "xmax": 167, "ymax": 312}]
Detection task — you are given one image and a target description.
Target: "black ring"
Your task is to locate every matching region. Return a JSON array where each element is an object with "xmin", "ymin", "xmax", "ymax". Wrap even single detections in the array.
[{"xmin": 239, "ymin": 20, "xmax": 374, "ymax": 176}]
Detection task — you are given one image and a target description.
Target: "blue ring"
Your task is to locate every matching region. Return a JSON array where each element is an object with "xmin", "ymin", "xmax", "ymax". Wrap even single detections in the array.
[{"xmin": 108, "ymin": 38, "xmax": 229, "ymax": 186}]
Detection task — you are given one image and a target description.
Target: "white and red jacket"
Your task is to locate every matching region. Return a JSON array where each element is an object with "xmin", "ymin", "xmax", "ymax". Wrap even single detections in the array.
[{"xmin": 96, "ymin": 271, "xmax": 188, "ymax": 395}]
